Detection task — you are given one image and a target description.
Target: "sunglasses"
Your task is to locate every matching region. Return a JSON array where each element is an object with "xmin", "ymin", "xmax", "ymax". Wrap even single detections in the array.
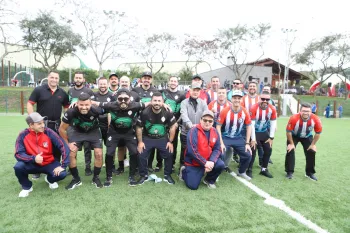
[
  {"xmin": 202, "ymin": 119, "xmax": 214, "ymax": 123},
  {"xmin": 117, "ymin": 97, "xmax": 129, "ymax": 102},
  {"xmin": 261, "ymin": 98, "xmax": 270, "ymax": 102},
  {"xmin": 233, "ymin": 82, "xmax": 240, "ymax": 85}
]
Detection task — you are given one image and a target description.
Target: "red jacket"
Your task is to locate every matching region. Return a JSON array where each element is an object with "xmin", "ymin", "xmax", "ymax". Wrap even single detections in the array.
[
  {"xmin": 184, "ymin": 124, "xmax": 221, "ymax": 167},
  {"xmin": 15, "ymin": 128, "xmax": 70, "ymax": 168}
]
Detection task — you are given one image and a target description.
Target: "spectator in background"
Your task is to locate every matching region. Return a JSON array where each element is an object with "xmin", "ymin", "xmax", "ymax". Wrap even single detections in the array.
[
  {"xmin": 338, "ymin": 104, "xmax": 343, "ymax": 118},
  {"xmin": 259, "ymin": 81, "xmax": 264, "ymax": 94},
  {"xmin": 311, "ymin": 102, "xmax": 317, "ymax": 114},
  {"xmin": 325, "ymin": 104, "xmax": 330, "ymax": 118}
]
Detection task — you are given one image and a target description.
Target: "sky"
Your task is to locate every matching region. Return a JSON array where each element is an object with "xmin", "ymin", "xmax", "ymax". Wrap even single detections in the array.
[{"xmin": 12, "ymin": 0, "xmax": 350, "ymax": 72}]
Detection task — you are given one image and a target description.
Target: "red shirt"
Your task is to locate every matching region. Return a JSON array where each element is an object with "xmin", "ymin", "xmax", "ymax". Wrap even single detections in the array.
[
  {"xmin": 241, "ymin": 95, "xmax": 259, "ymax": 110},
  {"xmin": 286, "ymin": 114, "xmax": 322, "ymax": 138},
  {"xmin": 217, "ymin": 106, "xmax": 251, "ymax": 138}
]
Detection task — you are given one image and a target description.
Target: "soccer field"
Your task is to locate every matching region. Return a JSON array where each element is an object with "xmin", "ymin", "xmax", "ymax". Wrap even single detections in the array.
[{"xmin": 1, "ymin": 116, "xmax": 349, "ymax": 233}]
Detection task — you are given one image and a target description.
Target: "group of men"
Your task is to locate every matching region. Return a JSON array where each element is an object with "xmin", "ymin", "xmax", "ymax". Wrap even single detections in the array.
[{"xmin": 13, "ymin": 70, "xmax": 322, "ymax": 197}]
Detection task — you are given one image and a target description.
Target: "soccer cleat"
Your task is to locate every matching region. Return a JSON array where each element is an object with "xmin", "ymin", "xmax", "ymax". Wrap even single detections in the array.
[
  {"xmin": 305, "ymin": 173, "xmax": 318, "ymax": 181},
  {"xmin": 128, "ymin": 176, "xmax": 138, "ymax": 187},
  {"xmin": 114, "ymin": 167, "xmax": 124, "ymax": 176},
  {"xmin": 246, "ymin": 169, "xmax": 253, "ymax": 178},
  {"xmin": 203, "ymin": 179, "xmax": 217, "ymax": 189},
  {"xmin": 45, "ymin": 176, "xmax": 59, "ymax": 189},
  {"xmin": 65, "ymin": 178, "xmax": 82, "ymax": 190},
  {"xmin": 18, "ymin": 187, "xmax": 33, "ymax": 198},
  {"xmin": 147, "ymin": 167, "xmax": 154, "ymax": 173},
  {"xmin": 92, "ymin": 176, "xmax": 103, "ymax": 188},
  {"xmin": 137, "ymin": 176, "xmax": 148, "ymax": 185},
  {"xmin": 178, "ymin": 166, "xmax": 185, "ymax": 181},
  {"xmin": 259, "ymin": 169, "xmax": 273, "ymax": 178},
  {"xmin": 32, "ymin": 174, "xmax": 40, "ymax": 180},
  {"xmin": 154, "ymin": 163, "xmax": 162, "ymax": 172},
  {"xmin": 237, "ymin": 172, "xmax": 252, "ymax": 181},
  {"xmin": 104, "ymin": 177, "xmax": 113, "ymax": 187},
  {"xmin": 163, "ymin": 175, "xmax": 175, "ymax": 185},
  {"xmin": 268, "ymin": 159, "xmax": 273, "ymax": 164},
  {"xmin": 286, "ymin": 173, "xmax": 293, "ymax": 179},
  {"xmin": 124, "ymin": 159, "xmax": 130, "ymax": 168},
  {"xmin": 85, "ymin": 167, "xmax": 92, "ymax": 176}
]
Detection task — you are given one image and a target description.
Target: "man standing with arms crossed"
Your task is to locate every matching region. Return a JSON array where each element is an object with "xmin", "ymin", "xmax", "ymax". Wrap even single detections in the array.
[{"xmin": 27, "ymin": 71, "xmax": 69, "ymax": 179}]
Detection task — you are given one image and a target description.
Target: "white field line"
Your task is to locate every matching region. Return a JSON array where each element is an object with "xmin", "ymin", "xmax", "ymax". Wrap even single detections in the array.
[{"xmin": 229, "ymin": 172, "xmax": 329, "ymax": 233}]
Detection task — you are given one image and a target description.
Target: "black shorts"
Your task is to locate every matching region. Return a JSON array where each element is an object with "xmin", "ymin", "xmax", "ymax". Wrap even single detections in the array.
[{"xmin": 68, "ymin": 127, "xmax": 103, "ymax": 150}]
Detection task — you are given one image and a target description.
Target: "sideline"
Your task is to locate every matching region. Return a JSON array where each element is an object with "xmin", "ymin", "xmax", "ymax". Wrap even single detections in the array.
[{"xmin": 230, "ymin": 172, "xmax": 329, "ymax": 233}]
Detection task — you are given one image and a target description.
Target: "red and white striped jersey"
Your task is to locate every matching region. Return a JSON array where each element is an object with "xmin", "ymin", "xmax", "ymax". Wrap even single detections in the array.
[
  {"xmin": 217, "ymin": 106, "xmax": 251, "ymax": 138},
  {"xmin": 208, "ymin": 100, "xmax": 232, "ymax": 121},
  {"xmin": 241, "ymin": 95, "xmax": 259, "ymax": 110},
  {"xmin": 207, "ymin": 89, "xmax": 218, "ymax": 101},
  {"xmin": 250, "ymin": 103, "xmax": 277, "ymax": 133},
  {"xmin": 286, "ymin": 114, "xmax": 322, "ymax": 138}
]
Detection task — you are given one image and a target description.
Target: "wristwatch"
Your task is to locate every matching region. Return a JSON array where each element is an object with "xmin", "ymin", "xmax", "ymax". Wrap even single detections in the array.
[
  {"xmin": 269, "ymin": 137, "xmax": 274, "ymax": 140},
  {"xmin": 245, "ymin": 142, "xmax": 250, "ymax": 145}
]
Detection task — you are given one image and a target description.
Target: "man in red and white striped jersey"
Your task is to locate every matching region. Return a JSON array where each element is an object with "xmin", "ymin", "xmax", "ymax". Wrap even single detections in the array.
[
  {"xmin": 285, "ymin": 103, "xmax": 322, "ymax": 181},
  {"xmin": 208, "ymin": 87, "xmax": 232, "ymax": 126},
  {"xmin": 241, "ymin": 81, "xmax": 259, "ymax": 111},
  {"xmin": 207, "ymin": 76, "xmax": 220, "ymax": 101}
]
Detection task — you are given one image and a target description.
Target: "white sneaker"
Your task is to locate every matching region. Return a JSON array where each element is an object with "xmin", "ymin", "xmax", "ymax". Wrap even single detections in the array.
[
  {"xmin": 203, "ymin": 179, "xmax": 217, "ymax": 189},
  {"xmin": 19, "ymin": 187, "xmax": 33, "ymax": 197},
  {"xmin": 238, "ymin": 172, "xmax": 252, "ymax": 181},
  {"xmin": 178, "ymin": 166, "xmax": 185, "ymax": 181},
  {"xmin": 45, "ymin": 176, "xmax": 59, "ymax": 189},
  {"xmin": 124, "ymin": 159, "xmax": 130, "ymax": 168}
]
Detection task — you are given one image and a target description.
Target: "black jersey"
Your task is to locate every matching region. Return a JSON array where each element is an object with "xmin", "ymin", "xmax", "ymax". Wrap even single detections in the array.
[
  {"xmin": 161, "ymin": 89, "xmax": 186, "ymax": 119},
  {"xmin": 132, "ymin": 86, "xmax": 158, "ymax": 103},
  {"xmin": 68, "ymin": 86, "xmax": 94, "ymax": 103}
]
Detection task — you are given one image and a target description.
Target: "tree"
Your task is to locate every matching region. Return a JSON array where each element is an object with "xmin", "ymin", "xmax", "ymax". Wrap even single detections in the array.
[
  {"xmin": 212, "ymin": 23, "xmax": 271, "ymax": 81},
  {"xmin": 136, "ymin": 32, "xmax": 177, "ymax": 75},
  {"xmin": 293, "ymin": 34, "xmax": 350, "ymax": 98},
  {"xmin": 20, "ymin": 12, "xmax": 83, "ymax": 72},
  {"xmin": 180, "ymin": 34, "xmax": 216, "ymax": 73}
]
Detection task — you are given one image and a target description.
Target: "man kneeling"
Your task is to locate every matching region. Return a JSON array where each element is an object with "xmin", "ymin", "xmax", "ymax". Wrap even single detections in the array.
[
  {"xmin": 180, "ymin": 110, "xmax": 225, "ymax": 189},
  {"xmin": 14, "ymin": 112, "xmax": 69, "ymax": 197}
]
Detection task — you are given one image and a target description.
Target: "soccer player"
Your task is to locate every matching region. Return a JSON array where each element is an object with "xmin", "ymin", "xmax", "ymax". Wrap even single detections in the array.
[
  {"xmin": 216, "ymin": 90, "xmax": 252, "ymax": 181},
  {"xmin": 14, "ymin": 112, "xmax": 69, "ymax": 197},
  {"xmin": 108, "ymin": 73, "xmax": 119, "ymax": 94},
  {"xmin": 248, "ymin": 91, "xmax": 277, "ymax": 178},
  {"xmin": 136, "ymin": 92, "xmax": 177, "ymax": 185},
  {"xmin": 285, "ymin": 103, "xmax": 322, "ymax": 181},
  {"xmin": 241, "ymin": 81, "xmax": 259, "ymax": 110},
  {"xmin": 207, "ymin": 76, "xmax": 221, "ymax": 101},
  {"xmin": 59, "ymin": 93, "xmax": 105, "ymax": 189}
]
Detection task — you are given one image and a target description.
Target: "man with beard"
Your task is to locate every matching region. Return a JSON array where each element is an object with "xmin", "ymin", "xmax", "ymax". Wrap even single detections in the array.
[
  {"xmin": 247, "ymin": 91, "xmax": 277, "ymax": 178},
  {"xmin": 207, "ymin": 76, "xmax": 220, "ymax": 101},
  {"xmin": 285, "ymin": 103, "xmax": 322, "ymax": 181},
  {"xmin": 27, "ymin": 71, "xmax": 70, "ymax": 179},
  {"xmin": 227, "ymin": 78, "xmax": 244, "ymax": 100},
  {"xmin": 136, "ymin": 92, "xmax": 177, "ymax": 185},
  {"xmin": 68, "ymin": 71, "xmax": 95, "ymax": 176},
  {"xmin": 216, "ymin": 90, "xmax": 253, "ymax": 181},
  {"xmin": 185, "ymin": 75, "xmax": 211, "ymax": 104},
  {"xmin": 92, "ymin": 88, "xmax": 145, "ymax": 186},
  {"xmin": 149, "ymin": 76, "xmax": 185, "ymax": 172},
  {"xmin": 108, "ymin": 73, "xmax": 119, "ymax": 94},
  {"xmin": 59, "ymin": 93, "xmax": 105, "ymax": 189},
  {"xmin": 241, "ymin": 81, "xmax": 259, "ymax": 110}
]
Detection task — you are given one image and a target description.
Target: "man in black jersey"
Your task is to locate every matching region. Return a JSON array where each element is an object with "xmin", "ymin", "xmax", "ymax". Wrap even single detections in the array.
[
  {"xmin": 136, "ymin": 92, "xmax": 177, "ymax": 185},
  {"xmin": 59, "ymin": 93, "xmax": 105, "ymax": 190},
  {"xmin": 93, "ymin": 88, "xmax": 146, "ymax": 186},
  {"xmin": 108, "ymin": 73, "xmax": 119, "ymax": 94},
  {"xmin": 149, "ymin": 76, "xmax": 185, "ymax": 172},
  {"xmin": 68, "ymin": 71, "xmax": 95, "ymax": 176}
]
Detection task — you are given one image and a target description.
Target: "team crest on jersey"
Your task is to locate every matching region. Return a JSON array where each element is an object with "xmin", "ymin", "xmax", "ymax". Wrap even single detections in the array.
[
  {"xmin": 107, "ymin": 97, "xmax": 111, "ymax": 102},
  {"xmin": 154, "ymin": 129, "xmax": 158, "ymax": 134},
  {"xmin": 150, "ymin": 92, "xmax": 153, "ymax": 96},
  {"xmin": 212, "ymin": 138, "xmax": 216, "ymax": 143},
  {"xmin": 308, "ymin": 126, "xmax": 313, "ymax": 131},
  {"xmin": 161, "ymin": 117, "xmax": 165, "ymax": 122},
  {"xmin": 175, "ymin": 95, "xmax": 178, "ymax": 100},
  {"xmin": 43, "ymin": 142, "xmax": 48, "ymax": 148},
  {"xmin": 128, "ymin": 110, "xmax": 132, "ymax": 115},
  {"xmin": 90, "ymin": 116, "xmax": 94, "ymax": 120},
  {"xmin": 108, "ymin": 136, "xmax": 112, "ymax": 141},
  {"xmin": 238, "ymin": 118, "xmax": 243, "ymax": 123},
  {"xmin": 130, "ymin": 97, "xmax": 134, "ymax": 101},
  {"xmin": 81, "ymin": 92, "xmax": 84, "ymax": 95}
]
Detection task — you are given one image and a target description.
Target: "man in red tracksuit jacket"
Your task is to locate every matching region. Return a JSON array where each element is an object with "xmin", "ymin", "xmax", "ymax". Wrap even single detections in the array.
[
  {"xmin": 180, "ymin": 110, "xmax": 225, "ymax": 190},
  {"xmin": 14, "ymin": 112, "xmax": 70, "ymax": 197}
]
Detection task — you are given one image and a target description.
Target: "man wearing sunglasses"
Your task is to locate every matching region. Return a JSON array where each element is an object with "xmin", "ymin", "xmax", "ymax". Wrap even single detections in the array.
[
  {"xmin": 216, "ymin": 90, "xmax": 253, "ymax": 181},
  {"xmin": 248, "ymin": 91, "xmax": 277, "ymax": 178},
  {"xmin": 92, "ymin": 88, "xmax": 146, "ymax": 186},
  {"xmin": 180, "ymin": 110, "xmax": 224, "ymax": 189},
  {"xmin": 227, "ymin": 78, "xmax": 243, "ymax": 100}
]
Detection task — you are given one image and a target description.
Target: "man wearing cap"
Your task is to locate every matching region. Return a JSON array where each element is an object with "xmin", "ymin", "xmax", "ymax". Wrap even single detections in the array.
[
  {"xmin": 67, "ymin": 71, "xmax": 95, "ymax": 176},
  {"xmin": 185, "ymin": 74, "xmax": 211, "ymax": 104},
  {"xmin": 179, "ymin": 110, "xmax": 224, "ymax": 190},
  {"xmin": 180, "ymin": 83, "xmax": 209, "ymax": 168},
  {"xmin": 207, "ymin": 76, "xmax": 221, "ymax": 101},
  {"xmin": 136, "ymin": 92, "xmax": 177, "ymax": 185},
  {"xmin": 216, "ymin": 90, "xmax": 253, "ymax": 181},
  {"xmin": 59, "ymin": 93, "xmax": 105, "ymax": 189},
  {"xmin": 14, "ymin": 112, "xmax": 70, "ymax": 197},
  {"xmin": 92, "ymin": 88, "xmax": 146, "ymax": 186},
  {"xmin": 27, "ymin": 71, "xmax": 70, "ymax": 180},
  {"xmin": 108, "ymin": 73, "xmax": 119, "ymax": 94}
]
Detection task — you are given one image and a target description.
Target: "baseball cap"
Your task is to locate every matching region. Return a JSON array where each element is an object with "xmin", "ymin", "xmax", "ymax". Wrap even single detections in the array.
[
  {"xmin": 231, "ymin": 90, "xmax": 243, "ymax": 97},
  {"xmin": 191, "ymin": 83, "xmax": 201, "ymax": 89},
  {"xmin": 116, "ymin": 88, "xmax": 131, "ymax": 97},
  {"xmin": 142, "ymin": 71, "xmax": 152, "ymax": 78},
  {"xmin": 109, "ymin": 73, "xmax": 118, "ymax": 79},
  {"xmin": 201, "ymin": 110, "xmax": 214, "ymax": 119},
  {"xmin": 26, "ymin": 112, "xmax": 46, "ymax": 125},
  {"xmin": 192, "ymin": 74, "xmax": 203, "ymax": 80}
]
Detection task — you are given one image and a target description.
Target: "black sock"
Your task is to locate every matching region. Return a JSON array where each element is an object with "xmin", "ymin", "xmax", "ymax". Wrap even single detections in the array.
[
  {"xmin": 124, "ymin": 154, "xmax": 127, "ymax": 160},
  {"xmin": 119, "ymin": 161, "xmax": 124, "ymax": 169},
  {"xmin": 69, "ymin": 167, "xmax": 79, "ymax": 179},
  {"xmin": 93, "ymin": 166, "xmax": 101, "ymax": 177}
]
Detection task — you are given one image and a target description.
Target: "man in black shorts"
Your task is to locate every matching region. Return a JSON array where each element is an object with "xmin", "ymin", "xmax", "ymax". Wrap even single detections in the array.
[
  {"xmin": 136, "ymin": 92, "xmax": 177, "ymax": 185},
  {"xmin": 59, "ymin": 93, "xmax": 104, "ymax": 189},
  {"xmin": 93, "ymin": 88, "xmax": 145, "ymax": 186}
]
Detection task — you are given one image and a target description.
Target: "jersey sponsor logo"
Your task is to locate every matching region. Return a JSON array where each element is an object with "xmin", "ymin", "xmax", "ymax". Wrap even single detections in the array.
[
  {"xmin": 43, "ymin": 142, "xmax": 48, "ymax": 148},
  {"xmin": 58, "ymin": 96, "xmax": 62, "ymax": 99}
]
